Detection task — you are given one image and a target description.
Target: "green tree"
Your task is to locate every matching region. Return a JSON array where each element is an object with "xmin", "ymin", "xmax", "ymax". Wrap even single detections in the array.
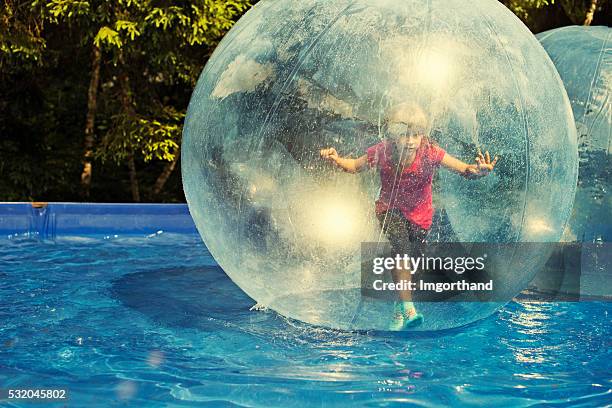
[
  {"xmin": 560, "ymin": 0, "xmax": 610, "ymax": 25},
  {"xmin": 499, "ymin": 0, "xmax": 610, "ymax": 31},
  {"xmin": 1, "ymin": 0, "xmax": 45, "ymax": 67},
  {"xmin": 1, "ymin": 1, "xmax": 86, "ymax": 201},
  {"xmin": 35, "ymin": 0, "xmax": 251, "ymax": 201}
]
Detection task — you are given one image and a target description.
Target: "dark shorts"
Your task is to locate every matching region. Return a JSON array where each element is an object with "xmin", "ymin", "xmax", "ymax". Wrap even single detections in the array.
[{"xmin": 377, "ymin": 209, "xmax": 428, "ymax": 255}]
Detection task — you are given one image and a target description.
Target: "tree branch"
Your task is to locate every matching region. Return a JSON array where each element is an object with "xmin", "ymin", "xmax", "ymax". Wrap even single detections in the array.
[
  {"xmin": 152, "ymin": 145, "xmax": 180, "ymax": 198},
  {"xmin": 583, "ymin": 0, "xmax": 598, "ymax": 25},
  {"xmin": 80, "ymin": 45, "xmax": 101, "ymax": 198}
]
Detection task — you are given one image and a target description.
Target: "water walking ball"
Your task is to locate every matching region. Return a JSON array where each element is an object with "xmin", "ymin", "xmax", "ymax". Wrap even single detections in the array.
[
  {"xmin": 182, "ymin": 0, "xmax": 578, "ymax": 331},
  {"xmin": 537, "ymin": 26, "xmax": 610, "ymax": 244}
]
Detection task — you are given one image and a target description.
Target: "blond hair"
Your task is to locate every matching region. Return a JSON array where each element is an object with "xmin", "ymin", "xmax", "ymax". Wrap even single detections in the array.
[{"xmin": 384, "ymin": 102, "xmax": 430, "ymax": 132}]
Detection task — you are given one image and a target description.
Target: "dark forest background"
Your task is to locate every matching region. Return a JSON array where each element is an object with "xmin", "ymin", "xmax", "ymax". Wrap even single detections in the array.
[{"xmin": 1, "ymin": 0, "xmax": 609, "ymax": 203}]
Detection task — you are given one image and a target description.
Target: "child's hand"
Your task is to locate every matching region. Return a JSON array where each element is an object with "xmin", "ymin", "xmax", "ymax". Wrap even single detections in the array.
[
  {"xmin": 465, "ymin": 149, "xmax": 499, "ymax": 178},
  {"xmin": 320, "ymin": 147, "xmax": 339, "ymax": 163}
]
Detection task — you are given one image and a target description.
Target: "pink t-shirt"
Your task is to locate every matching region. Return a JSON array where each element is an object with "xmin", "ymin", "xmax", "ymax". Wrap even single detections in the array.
[{"xmin": 366, "ymin": 140, "xmax": 446, "ymax": 230}]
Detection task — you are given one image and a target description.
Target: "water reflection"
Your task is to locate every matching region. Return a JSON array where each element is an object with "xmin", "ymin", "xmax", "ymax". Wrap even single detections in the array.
[{"xmin": 503, "ymin": 300, "xmax": 559, "ymax": 364}]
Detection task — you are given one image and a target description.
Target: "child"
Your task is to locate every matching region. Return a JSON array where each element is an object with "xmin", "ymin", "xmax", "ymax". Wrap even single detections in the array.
[{"xmin": 320, "ymin": 103, "xmax": 498, "ymax": 330}]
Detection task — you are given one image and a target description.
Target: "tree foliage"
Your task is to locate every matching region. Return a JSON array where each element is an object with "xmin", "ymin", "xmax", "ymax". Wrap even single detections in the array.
[
  {"xmin": 560, "ymin": 0, "xmax": 610, "ymax": 25},
  {"xmin": 500, "ymin": 0, "xmax": 609, "ymax": 31},
  {"xmin": 1, "ymin": 0, "xmax": 251, "ymax": 201}
]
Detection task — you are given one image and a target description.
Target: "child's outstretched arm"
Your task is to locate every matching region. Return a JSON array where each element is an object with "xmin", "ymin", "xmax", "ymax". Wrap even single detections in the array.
[
  {"xmin": 320, "ymin": 148, "xmax": 368, "ymax": 173},
  {"xmin": 440, "ymin": 149, "xmax": 499, "ymax": 179}
]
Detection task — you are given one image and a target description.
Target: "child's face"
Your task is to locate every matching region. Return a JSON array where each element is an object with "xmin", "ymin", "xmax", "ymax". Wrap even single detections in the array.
[
  {"xmin": 386, "ymin": 122, "xmax": 424, "ymax": 152},
  {"xmin": 385, "ymin": 106, "xmax": 427, "ymax": 152}
]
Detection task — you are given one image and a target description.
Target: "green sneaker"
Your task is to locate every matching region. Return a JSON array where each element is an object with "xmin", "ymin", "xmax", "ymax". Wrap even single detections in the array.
[
  {"xmin": 404, "ymin": 311, "xmax": 424, "ymax": 328},
  {"xmin": 402, "ymin": 301, "xmax": 424, "ymax": 328},
  {"xmin": 388, "ymin": 301, "xmax": 424, "ymax": 331}
]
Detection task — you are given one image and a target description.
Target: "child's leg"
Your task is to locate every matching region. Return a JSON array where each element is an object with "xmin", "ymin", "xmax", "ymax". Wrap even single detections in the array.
[
  {"xmin": 378, "ymin": 209, "xmax": 415, "ymax": 301},
  {"xmin": 378, "ymin": 210, "xmax": 427, "ymax": 328},
  {"xmin": 401, "ymin": 221, "xmax": 428, "ymax": 322},
  {"xmin": 392, "ymin": 264, "xmax": 413, "ymax": 301}
]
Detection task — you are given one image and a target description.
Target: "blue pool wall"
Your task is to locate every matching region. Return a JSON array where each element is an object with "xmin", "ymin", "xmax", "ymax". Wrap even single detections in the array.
[
  {"xmin": 0, "ymin": 202, "xmax": 454, "ymax": 239},
  {"xmin": 0, "ymin": 202, "xmax": 198, "ymax": 238}
]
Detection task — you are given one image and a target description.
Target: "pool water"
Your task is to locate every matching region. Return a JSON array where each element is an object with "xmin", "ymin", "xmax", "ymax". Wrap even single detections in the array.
[{"xmin": 1, "ymin": 233, "xmax": 610, "ymax": 407}]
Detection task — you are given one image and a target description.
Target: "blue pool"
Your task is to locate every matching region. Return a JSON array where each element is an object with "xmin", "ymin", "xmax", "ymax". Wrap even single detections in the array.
[{"xmin": 0, "ymin": 205, "xmax": 610, "ymax": 407}]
